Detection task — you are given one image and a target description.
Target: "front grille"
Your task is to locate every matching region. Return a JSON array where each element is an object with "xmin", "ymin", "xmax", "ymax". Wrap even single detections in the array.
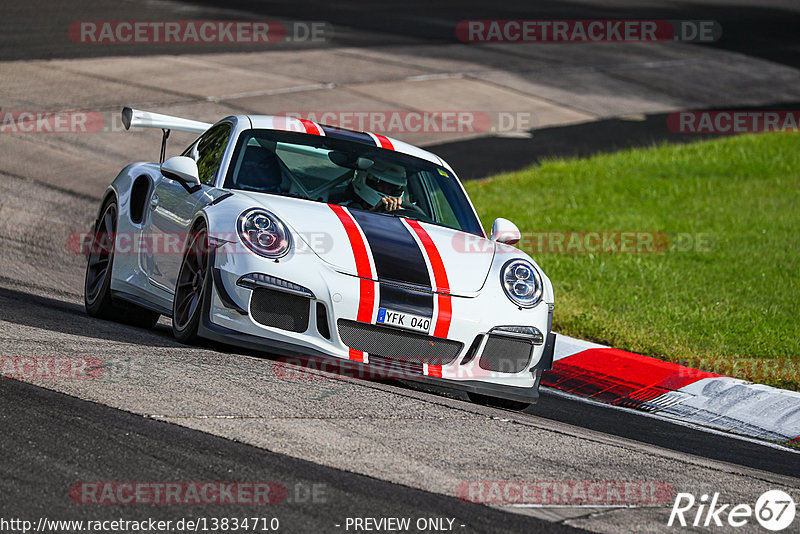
[
  {"xmin": 478, "ymin": 335, "xmax": 533, "ymax": 373},
  {"xmin": 337, "ymin": 319, "xmax": 463, "ymax": 365},
  {"xmin": 250, "ymin": 288, "xmax": 310, "ymax": 332}
]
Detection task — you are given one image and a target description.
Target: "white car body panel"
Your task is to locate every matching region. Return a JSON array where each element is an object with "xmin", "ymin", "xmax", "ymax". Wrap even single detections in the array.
[{"xmin": 91, "ymin": 109, "xmax": 556, "ymax": 404}]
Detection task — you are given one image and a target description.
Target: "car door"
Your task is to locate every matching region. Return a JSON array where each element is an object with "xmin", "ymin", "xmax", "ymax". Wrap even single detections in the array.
[{"xmin": 145, "ymin": 123, "xmax": 232, "ymax": 293}]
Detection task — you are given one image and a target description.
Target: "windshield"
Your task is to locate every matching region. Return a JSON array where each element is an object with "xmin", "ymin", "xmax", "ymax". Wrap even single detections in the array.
[{"xmin": 223, "ymin": 129, "xmax": 484, "ymax": 236}]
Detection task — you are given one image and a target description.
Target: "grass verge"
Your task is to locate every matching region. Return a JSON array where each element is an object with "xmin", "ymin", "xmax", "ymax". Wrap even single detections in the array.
[{"xmin": 464, "ymin": 132, "xmax": 800, "ymax": 390}]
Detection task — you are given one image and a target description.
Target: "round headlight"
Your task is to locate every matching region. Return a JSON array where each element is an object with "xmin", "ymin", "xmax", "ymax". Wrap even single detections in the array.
[
  {"xmin": 501, "ymin": 259, "xmax": 543, "ymax": 308},
  {"xmin": 237, "ymin": 208, "xmax": 291, "ymax": 258}
]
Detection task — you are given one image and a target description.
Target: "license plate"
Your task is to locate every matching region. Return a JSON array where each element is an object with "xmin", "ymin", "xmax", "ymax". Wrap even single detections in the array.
[{"xmin": 376, "ymin": 308, "xmax": 431, "ymax": 334}]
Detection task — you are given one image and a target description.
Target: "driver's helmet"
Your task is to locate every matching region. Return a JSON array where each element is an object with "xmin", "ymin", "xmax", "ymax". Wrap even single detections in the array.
[{"xmin": 352, "ymin": 162, "xmax": 407, "ymax": 207}]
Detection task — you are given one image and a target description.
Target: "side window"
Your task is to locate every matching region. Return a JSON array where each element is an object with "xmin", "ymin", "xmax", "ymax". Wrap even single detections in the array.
[{"xmin": 188, "ymin": 124, "xmax": 231, "ymax": 185}]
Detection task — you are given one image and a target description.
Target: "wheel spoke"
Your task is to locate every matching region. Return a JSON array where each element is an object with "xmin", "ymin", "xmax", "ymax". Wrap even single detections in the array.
[
  {"xmin": 103, "ymin": 211, "xmax": 114, "ymax": 236},
  {"xmin": 88, "ymin": 254, "xmax": 108, "ymax": 269},
  {"xmin": 186, "ymin": 293, "xmax": 199, "ymax": 319},
  {"xmin": 194, "ymin": 238, "xmax": 205, "ymax": 265},
  {"xmin": 175, "ymin": 291, "xmax": 195, "ymax": 321},
  {"xmin": 183, "ymin": 258, "xmax": 198, "ymax": 276},
  {"xmin": 90, "ymin": 263, "xmax": 108, "ymax": 279},
  {"xmin": 87, "ymin": 268, "xmax": 105, "ymax": 295},
  {"xmin": 176, "ymin": 280, "xmax": 194, "ymax": 291}
]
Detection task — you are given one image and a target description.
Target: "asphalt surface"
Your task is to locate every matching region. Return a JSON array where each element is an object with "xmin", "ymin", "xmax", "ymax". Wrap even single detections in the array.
[
  {"xmin": 0, "ymin": 168, "xmax": 798, "ymax": 532},
  {"xmin": 5, "ymin": 42, "xmax": 800, "ymax": 185},
  {"xmin": 0, "ymin": 377, "xmax": 580, "ymax": 533},
  {"xmin": 2, "ymin": 0, "xmax": 800, "ymax": 68},
  {"xmin": 5, "ymin": 0, "xmax": 800, "ymax": 179},
  {"xmin": 2, "ymin": 279, "xmax": 798, "ymax": 482},
  {"xmin": 2, "ymin": 1, "xmax": 800, "ymax": 533}
]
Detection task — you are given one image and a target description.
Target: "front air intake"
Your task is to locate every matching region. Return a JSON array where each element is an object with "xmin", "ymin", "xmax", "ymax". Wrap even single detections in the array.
[
  {"xmin": 478, "ymin": 335, "xmax": 534, "ymax": 373},
  {"xmin": 250, "ymin": 288, "xmax": 310, "ymax": 332}
]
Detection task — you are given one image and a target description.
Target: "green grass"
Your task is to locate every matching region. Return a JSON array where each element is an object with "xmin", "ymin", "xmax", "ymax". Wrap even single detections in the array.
[{"xmin": 465, "ymin": 133, "xmax": 800, "ymax": 390}]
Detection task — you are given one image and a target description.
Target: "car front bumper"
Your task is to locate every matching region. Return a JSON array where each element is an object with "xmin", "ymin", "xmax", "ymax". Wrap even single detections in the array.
[{"xmin": 202, "ymin": 244, "xmax": 554, "ymax": 403}]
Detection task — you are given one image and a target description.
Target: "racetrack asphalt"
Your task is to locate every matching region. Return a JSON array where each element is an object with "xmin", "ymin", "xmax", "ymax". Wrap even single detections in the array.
[
  {"xmin": 1, "ymin": 1, "xmax": 800, "ymax": 532},
  {"xmin": 0, "ymin": 377, "xmax": 581, "ymax": 533},
  {"xmin": 0, "ymin": 168, "xmax": 798, "ymax": 532},
  {"xmin": 4, "ymin": 0, "xmax": 800, "ymax": 179}
]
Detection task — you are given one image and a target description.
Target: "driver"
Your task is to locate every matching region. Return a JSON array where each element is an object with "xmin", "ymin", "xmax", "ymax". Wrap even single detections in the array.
[{"xmin": 351, "ymin": 162, "xmax": 408, "ymax": 212}]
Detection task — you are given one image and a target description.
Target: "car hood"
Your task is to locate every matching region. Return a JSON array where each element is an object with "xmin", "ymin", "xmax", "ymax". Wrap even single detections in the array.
[{"xmin": 235, "ymin": 192, "xmax": 496, "ymax": 295}]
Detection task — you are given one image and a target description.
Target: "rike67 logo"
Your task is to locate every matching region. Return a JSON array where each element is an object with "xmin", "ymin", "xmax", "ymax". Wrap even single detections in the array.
[{"xmin": 668, "ymin": 490, "xmax": 796, "ymax": 531}]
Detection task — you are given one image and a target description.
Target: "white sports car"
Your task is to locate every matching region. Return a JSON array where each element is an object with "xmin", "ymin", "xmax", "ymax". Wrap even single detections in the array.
[{"xmin": 84, "ymin": 107, "xmax": 555, "ymax": 408}]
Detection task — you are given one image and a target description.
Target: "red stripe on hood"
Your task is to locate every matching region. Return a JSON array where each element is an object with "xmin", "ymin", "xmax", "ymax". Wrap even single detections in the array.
[
  {"xmin": 406, "ymin": 219, "xmax": 452, "ymax": 339},
  {"xmin": 329, "ymin": 204, "xmax": 375, "ymax": 362}
]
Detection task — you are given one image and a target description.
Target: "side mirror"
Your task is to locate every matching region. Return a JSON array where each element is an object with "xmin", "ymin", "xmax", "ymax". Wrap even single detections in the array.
[
  {"xmin": 160, "ymin": 156, "xmax": 201, "ymax": 189},
  {"xmin": 490, "ymin": 218, "xmax": 521, "ymax": 245}
]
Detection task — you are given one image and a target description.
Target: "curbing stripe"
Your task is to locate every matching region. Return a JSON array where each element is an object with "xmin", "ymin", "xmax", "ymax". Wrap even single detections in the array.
[{"xmin": 549, "ymin": 334, "xmax": 800, "ymax": 445}]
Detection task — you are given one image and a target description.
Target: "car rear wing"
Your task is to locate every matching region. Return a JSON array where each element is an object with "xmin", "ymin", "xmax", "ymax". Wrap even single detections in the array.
[
  {"xmin": 121, "ymin": 107, "xmax": 212, "ymax": 163},
  {"xmin": 121, "ymin": 107, "xmax": 211, "ymax": 134}
]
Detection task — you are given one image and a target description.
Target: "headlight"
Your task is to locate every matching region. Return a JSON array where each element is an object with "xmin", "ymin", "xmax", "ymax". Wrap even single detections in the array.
[
  {"xmin": 501, "ymin": 259, "xmax": 543, "ymax": 308},
  {"xmin": 237, "ymin": 208, "xmax": 291, "ymax": 258}
]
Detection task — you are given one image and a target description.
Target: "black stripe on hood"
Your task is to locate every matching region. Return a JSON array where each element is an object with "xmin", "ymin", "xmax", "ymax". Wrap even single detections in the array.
[{"xmin": 349, "ymin": 210, "xmax": 434, "ymax": 318}]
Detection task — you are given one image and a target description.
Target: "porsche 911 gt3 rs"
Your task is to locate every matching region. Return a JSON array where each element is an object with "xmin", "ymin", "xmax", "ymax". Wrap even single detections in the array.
[{"xmin": 84, "ymin": 107, "xmax": 555, "ymax": 408}]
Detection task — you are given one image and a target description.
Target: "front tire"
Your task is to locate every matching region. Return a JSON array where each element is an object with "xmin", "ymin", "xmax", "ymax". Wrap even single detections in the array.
[
  {"xmin": 84, "ymin": 198, "xmax": 160, "ymax": 329},
  {"xmin": 172, "ymin": 224, "xmax": 210, "ymax": 344}
]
